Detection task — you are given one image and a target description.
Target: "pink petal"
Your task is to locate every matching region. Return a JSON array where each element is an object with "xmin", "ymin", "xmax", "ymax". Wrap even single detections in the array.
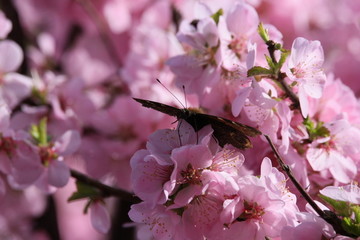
[
  {"xmin": 246, "ymin": 42, "xmax": 257, "ymax": 69},
  {"xmin": 232, "ymin": 87, "xmax": 251, "ymax": 117},
  {"xmin": 48, "ymin": 160, "xmax": 70, "ymax": 187},
  {"xmin": 299, "ymin": 87, "xmax": 309, "ymax": 117},
  {"xmin": 193, "ymin": 1, "xmax": 212, "ymax": 19},
  {"xmin": 0, "ymin": 40, "xmax": 23, "ymax": 73},
  {"xmin": 0, "ymin": 177, "xmax": 5, "ymax": 198},
  {"xmin": 3, "ymin": 73, "xmax": 32, "ymax": 108},
  {"xmin": 54, "ymin": 130, "xmax": 81, "ymax": 156},
  {"xmin": 226, "ymin": 2, "xmax": 259, "ymax": 37},
  {"xmin": 320, "ymin": 184, "xmax": 360, "ymax": 204},
  {"xmin": 0, "ymin": 11, "xmax": 12, "ymax": 38},
  {"xmin": 38, "ymin": 33, "xmax": 55, "ymax": 56},
  {"xmin": 302, "ymin": 75, "xmax": 326, "ymax": 98},
  {"xmin": 260, "ymin": 157, "xmax": 273, "ymax": 176},
  {"xmin": 10, "ymin": 142, "xmax": 43, "ymax": 187},
  {"xmin": 103, "ymin": 0, "xmax": 131, "ymax": 33},
  {"xmin": 90, "ymin": 202, "xmax": 111, "ymax": 234},
  {"xmin": 0, "ymin": 105, "xmax": 10, "ymax": 131},
  {"xmin": 306, "ymin": 148, "xmax": 328, "ymax": 171},
  {"xmin": 328, "ymin": 152, "xmax": 356, "ymax": 183}
]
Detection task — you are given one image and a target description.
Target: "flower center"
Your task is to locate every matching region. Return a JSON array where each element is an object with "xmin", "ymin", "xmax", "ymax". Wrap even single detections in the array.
[
  {"xmin": 0, "ymin": 136, "xmax": 16, "ymax": 156},
  {"xmin": 291, "ymin": 66, "xmax": 307, "ymax": 78},
  {"xmin": 180, "ymin": 163, "xmax": 203, "ymax": 185},
  {"xmin": 228, "ymin": 36, "xmax": 247, "ymax": 60},
  {"xmin": 39, "ymin": 146, "xmax": 58, "ymax": 166},
  {"xmin": 237, "ymin": 201, "xmax": 265, "ymax": 221}
]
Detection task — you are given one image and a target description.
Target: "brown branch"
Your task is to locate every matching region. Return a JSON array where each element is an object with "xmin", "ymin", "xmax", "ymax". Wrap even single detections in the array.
[
  {"xmin": 70, "ymin": 169, "xmax": 141, "ymax": 204},
  {"xmin": 264, "ymin": 135, "xmax": 351, "ymax": 237}
]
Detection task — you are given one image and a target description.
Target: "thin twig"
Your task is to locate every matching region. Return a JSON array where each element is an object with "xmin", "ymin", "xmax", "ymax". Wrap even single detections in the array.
[
  {"xmin": 74, "ymin": 0, "xmax": 123, "ymax": 68},
  {"xmin": 266, "ymin": 41, "xmax": 300, "ymax": 110},
  {"xmin": 70, "ymin": 169, "xmax": 141, "ymax": 203},
  {"xmin": 264, "ymin": 135, "xmax": 351, "ymax": 236}
]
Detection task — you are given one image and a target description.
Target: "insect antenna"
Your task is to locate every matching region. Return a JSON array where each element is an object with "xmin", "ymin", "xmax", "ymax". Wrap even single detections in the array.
[
  {"xmin": 182, "ymin": 85, "xmax": 187, "ymax": 109},
  {"xmin": 156, "ymin": 79, "xmax": 186, "ymax": 109}
]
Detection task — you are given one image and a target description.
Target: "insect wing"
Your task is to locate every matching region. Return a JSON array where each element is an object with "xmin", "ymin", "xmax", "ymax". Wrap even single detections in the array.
[
  {"xmin": 214, "ymin": 116, "xmax": 261, "ymax": 137},
  {"xmin": 195, "ymin": 114, "xmax": 260, "ymax": 149},
  {"xmin": 133, "ymin": 98, "xmax": 182, "ymax": 118}
]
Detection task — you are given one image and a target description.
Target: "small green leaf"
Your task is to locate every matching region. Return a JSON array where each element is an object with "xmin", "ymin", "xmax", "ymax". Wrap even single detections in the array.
[
  {"xmin": 211, "ymin": 9, "xmax": 223, "ymax": 24},
  {"xmin": 257, "ymin": 22, "xmax": 269, "ymax": 42},
  {"xmin": 352, "ymin": 205, "xmax": 360, "ymax": 223},
  {"xmin": 303, "ymin": 118, "xmax": 330, "ymax": 141},
  {"xmin": 265, "ymin": 55, "xmax": 276, "ymax": 70},
  {"xmin": 247, "ymin": 66, "xmax": 273, "ymax": 77},
  {"xmin": 342, "ymin": 216, "xmax": 360, "ymax": 237},
  {"xmin": 83, "ymin": 200, "xmax": 92, "ymax": 214},
  {"xmin": 316, "ymin": 125, "xmax": 331, "ymax": 138},
  {"xmin": 319, "ymin": 194, "xmax": 352, "ymax": 217},
  {"xmin": 68, "ymin": 180, "xmax": 101, "ymax": 202},
  {"xmin": 277, "ymin": 49, "xmax": 290, "ymax": 70}
]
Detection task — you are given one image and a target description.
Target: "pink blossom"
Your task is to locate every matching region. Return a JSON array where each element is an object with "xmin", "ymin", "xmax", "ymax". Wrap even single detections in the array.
[
  {"xmin": 217, "ymin": 158, "xmax": 298, "ymax": 240},
  {"xmin": 167, "ymin": 13, "xmax": 222, "ymax": 97},
  {"xmin": 130, "ymin": 149, "xmax": 174, "ymax": 207},
  {"xmin": 12, "ymin": 130, "xmax": 80, "ymax": 192},
  {"xmin": 308, "ymin": 74, "xmax": 360, "ymax": 125},
  {"xmin": 131, "ymin": 121, "xmax": 216, "ymax": 206},
  {"xmin": 281, "ymin": 212, "xmax": 336, "ymax": 240},
  {"xmin": 306, "ymin": 119, "xmax": 360, "ymax": 183},
  {"xmin": 285, "ymin": 37, "xmax": 326, "ymax": 117},
  {"xmin": 7, "ymin": 141, "xmax": 43, "ymax": 189},
  {"xmin": 129, "ymin": 202, "xmax": 181, "ymax": 240},
  {"xmin": 218, "ymin": 2, "xmax": 259, "ymax": 69}
]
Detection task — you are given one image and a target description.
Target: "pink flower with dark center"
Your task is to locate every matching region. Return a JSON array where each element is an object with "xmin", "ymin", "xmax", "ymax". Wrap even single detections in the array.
[
  {"xmin": 306, "ymin": 119, "xmax": 360, "ymax": 183},
  {"xmin": 217, "ymin": 158, "xmax": 298, "ymax": 240},
  {"xmin": 285, "ymin": 37, "xmax": 326, "ymax": 117}
]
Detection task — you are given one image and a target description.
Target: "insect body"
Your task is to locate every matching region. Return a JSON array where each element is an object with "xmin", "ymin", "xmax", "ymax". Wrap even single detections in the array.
[{"xmin": 133, "ymin": 98, "xmax": 261, "ymax": 149}]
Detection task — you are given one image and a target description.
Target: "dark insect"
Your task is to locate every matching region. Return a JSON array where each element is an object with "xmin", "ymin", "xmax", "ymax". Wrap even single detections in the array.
[{"xmin": 133, "ymin": 98, "xmax": 261, "ymax": 149}]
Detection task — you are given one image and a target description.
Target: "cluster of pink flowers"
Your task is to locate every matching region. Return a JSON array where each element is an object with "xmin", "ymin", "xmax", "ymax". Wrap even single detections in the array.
[{"xmin": 1, "ymin": 0, "xmax": 360, "ymax": 239}]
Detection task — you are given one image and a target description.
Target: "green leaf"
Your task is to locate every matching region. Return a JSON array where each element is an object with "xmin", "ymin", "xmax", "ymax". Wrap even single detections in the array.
[
  {"xmin": 319, "ymin": 194, "xmax": 352, "ymax": 217},
  {"xmin": 211, "ymin": 9, "xmax": 223, "ymax": 24},
  {"xmin": 247, "ymin": 66, "xmax": 273, "ymax": 77},
  {"xmin": 352, "ymin": 205, "xmax": 360, "ymax": 223},
  {"xmin": 257, "ymin": 22, "xmax": 269, "ymax": 42},
  {"xmin": 303, "ymin": 118, "xmax": 330, "ymax": 141},
  {"xmin": 342, "ymin": 216, "xmax": 360, "ymax": 237},
  {"xmin": 265, "ymin": 55, "xmax": 275, "ymax": 70},
  {"xmin": 68, "ymin": 180, "xmax": 101, "ymax": 202},
  {"xmin": 316, "ymin": 125, "xmax": 331, "ymax": 138},
  {"xmin": 277, "ymin": 49, "xmax": 290, "ymax": 70}
]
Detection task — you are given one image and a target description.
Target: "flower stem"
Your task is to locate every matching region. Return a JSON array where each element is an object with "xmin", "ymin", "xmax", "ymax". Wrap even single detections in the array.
[
  {"xmin": 264, "ymin": 135, "xmax": 352, "ymax": 237},
  {"xmin": 70, "ymin": 169, "xmax": 141, "ymax": 203},
  {"xmin": 266, "ymin": 41, "xmax": 300, "ymax": 110}
]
